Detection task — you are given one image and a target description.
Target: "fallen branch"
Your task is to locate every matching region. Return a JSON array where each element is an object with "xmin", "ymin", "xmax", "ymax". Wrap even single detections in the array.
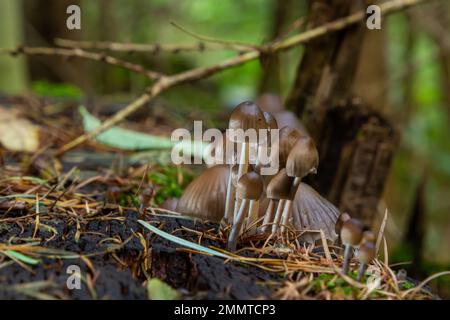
[
  {"xmin": 0, "ymin": 46, "xmax": 163, "ymax": 80},
  {"xmin": 55, "ymin": 38, "xmax": 253, "ymax": 54}
]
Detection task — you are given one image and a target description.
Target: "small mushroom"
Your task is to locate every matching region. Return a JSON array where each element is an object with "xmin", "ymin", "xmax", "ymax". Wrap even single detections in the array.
[
  {"xmin": 257, "ymin": 93, "xmax": 309, "ymax": 135},
  {"xmin": 257, "ymin": 93, "xmax": 285, "ymax": 114},
  {"xmin": 160, "ymin": 198, "xmax": 179, "ymax": 211},
  {"xmin": 229, "ymin": 101, "xmax": 266, "ymax": 178},
  {"xmin": 340, "ymin": 218, "xmax": 364, "ymax": 274},
  {"xmin": 280, "ymin": 136, "xmax": 319, "ymax": 234},
  {"xmin": 335, "ymin": 212, "xmax": 351, "ymax": 235},
  {"xmin": 227, "ymin": 171, "xmax": 264, "ymax": 251},
  {"xmin": 259, "ymin": 168, "xmax": 293, "ymax": 233},
  {"xmin": 278, "ymin": 126, "xmax": 303, "ymax": 168},
  {"xmin": 263, "ymin": 111, "xmax": 278, "ymax": 131},
  {"xmin": 357, "ymin": 231, "xmax": 376, "ymax": 281},
  {"xmin": 228, "ymin": 101, "xmax": 267, "ymax": 219},
  {"xmin": 273, "ymin": 111, "xmax": 309, "ymax": 136},
  {"xmin": 291, "ymin": 182, "xmax": 340, "ymax": 243},
  {"xmin": 176, "ymin": 165, "xmax": 229, "ymax": 222}
]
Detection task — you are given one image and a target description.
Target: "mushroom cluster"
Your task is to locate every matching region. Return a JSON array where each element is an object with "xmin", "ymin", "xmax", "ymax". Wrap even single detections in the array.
[
  {"xmin": 176, "ymin": 100, "xmax": 340, "ymax": 251},
  {"xmin": 336, "ymin": 212, "xmax": 376, "ymax": 281}
]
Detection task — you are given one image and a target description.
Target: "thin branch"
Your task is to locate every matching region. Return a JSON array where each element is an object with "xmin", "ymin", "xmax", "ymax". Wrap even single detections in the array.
[
  {"xmin": 170, "ymin": 21, "xmax": 258, "ymax": 50},
  {"xmin": 55, "ymin": 38, "xmax": 252, "ymax": 54},
  {"xmin": 13, "ymin": 0, "xmax": 430, "ymax": 155},
  {"xmin": 0, "ymin": 46, "xmax": 164, "ymax": 80}
]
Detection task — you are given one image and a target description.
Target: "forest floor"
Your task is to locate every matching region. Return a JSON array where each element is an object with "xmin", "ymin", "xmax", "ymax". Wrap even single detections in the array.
[{"xmin": 0, "ymin": 96, "xmax": 442, "ymax": 300}]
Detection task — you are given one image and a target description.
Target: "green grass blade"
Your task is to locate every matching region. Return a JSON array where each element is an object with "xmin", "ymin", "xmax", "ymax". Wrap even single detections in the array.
[
  {"xmin": 138, "ymin": 220, "xmax": 231, "ymax": 259},
  {"xmin": 4, "ymin": 250, "xmax": 41, "ymax": 265}
]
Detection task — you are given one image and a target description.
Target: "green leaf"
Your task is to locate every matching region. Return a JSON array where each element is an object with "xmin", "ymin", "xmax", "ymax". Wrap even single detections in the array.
[
  {"xmin": 147, "ymin": 278, "xmax": 180, "ymax": 300},
  {"xmin": 138, "ymin": 220, "xmax": 232, "ymax": 259},
  {"xmin": 79, "ymin": 106, "xmax": 174, "ymax": 150},
  {"xmin": 4, "ymin": 250, "xmax": 41, "ymax": 265},
  {"xmin": 79, "ymin": 106, "xmax": 208, "ymax": 158}
]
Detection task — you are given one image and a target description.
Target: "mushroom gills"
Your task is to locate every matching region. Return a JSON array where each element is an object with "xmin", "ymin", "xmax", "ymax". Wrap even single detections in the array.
[
  {"xmin": 291, "ymin": 183, "xmax": 340, "ymax": 243},
  {"xmin": 176, "ymin": 165, "xmax": 229, "ymax": 222}
]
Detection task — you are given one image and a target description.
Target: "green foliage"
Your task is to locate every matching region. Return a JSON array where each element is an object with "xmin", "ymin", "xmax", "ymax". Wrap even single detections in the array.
[
  {"xmin": 32, "ymin": 80, "xmax": 83, "ymax": 99},
  {"xmin": 149, "ymin": 165, "xmax": 193, "ymax": 205}
]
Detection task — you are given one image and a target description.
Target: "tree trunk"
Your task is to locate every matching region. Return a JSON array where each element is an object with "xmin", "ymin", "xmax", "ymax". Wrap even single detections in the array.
[
  {"xmin": 287, "ymin": 0, "xmax": 396, "ymax": 226},
  {"xmin": 0, "ymin": 0, "xmax": 28, "ymax": 94},
  {"xmin": 23, "ymin": 0, "xmax": 90, "ymax": 92},
  {"xmin": 258, "ymin": 0, "xmax": 292, "ymax": 94}
]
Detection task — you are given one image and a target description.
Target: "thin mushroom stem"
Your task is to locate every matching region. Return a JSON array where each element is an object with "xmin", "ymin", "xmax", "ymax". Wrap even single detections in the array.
[
  {"xmin": 280, "ymin": 200, "xmax": 293, "ymax": 234},
  {"xmin": 279, "ymin": 177, "xmax": 301, "ymax": 234},
  {"xmin": 357, "ymin": 263, "xmax": 367, "ymax": 282},
  {"xmin": 233, "ymin": 142, "xmax": 249, "ymax": 218},
  {"xmin": 237, "ymin": 142, "xmax": 249, "ymax": 178},
  {"xmin": 228, "ymin": 199, "xmax": 249, "ymax": 251},
  {"xmin": 271, "ymin": 199, "xmax": 286, "ymax": 235},
  {"xmin": 224, "ymin": 166, "xmax": 235, "ymax": 222},
  {"xmin": 342, "ymin": 243, "xmax": 352, "ymax": 274},
  {"xmin": 246, "ymin": 199, "xmax": 259, "ymax": 234},
  {"xmin": 261, "ymin": 199, "xmax": 275, "ymax": 233}
]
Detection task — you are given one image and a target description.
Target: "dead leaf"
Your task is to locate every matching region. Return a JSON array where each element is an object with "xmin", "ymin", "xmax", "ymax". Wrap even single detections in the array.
[{"xmin": 0, "ymin": 106, "xmax": 40, "ymax": 152}]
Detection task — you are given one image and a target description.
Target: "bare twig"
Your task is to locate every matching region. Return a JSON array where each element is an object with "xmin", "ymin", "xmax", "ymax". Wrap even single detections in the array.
[
  {"xmin": 170, "ymin": 21, "xmax": 258, "ymax": 50},
  {"xmin": 0, "ymin": 46, "xmax": 163, "ymax": 80},
  {"xmin": 55, "ymin": 38, "xmax": 252, "ymax": 54}
]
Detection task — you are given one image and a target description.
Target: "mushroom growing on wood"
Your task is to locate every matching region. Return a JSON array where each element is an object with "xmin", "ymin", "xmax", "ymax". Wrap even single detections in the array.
[
  {"xmin": 176, "ymin": 165, "xmax": 229, "ymax": 222},
  {"xmin": 357, "ymin": 231, "xmax": 376, "ymax": 281},
  {"xmin": 280, "ymin": 136, "xmax": 319, "ymax": 234},
  {"xmin": 291, "ymin": 182, "xmax": 340, "ymax": 243},
  {"xmin": 227, "ymin": 171, "xmax": 264, "ymax": 251},
  {"xmin": 340, "ymin": 218, "xmax": 364, "ymax": 274}
]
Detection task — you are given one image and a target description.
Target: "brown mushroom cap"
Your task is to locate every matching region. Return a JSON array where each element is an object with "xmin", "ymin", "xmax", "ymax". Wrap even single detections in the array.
[
  {"xmin": 362, "ymin": 230, "xmax": 376, "ymax": 243},
  {"xmin": 228, "ymin": 101, "xmax": 267, "ymax": 143},
  {"xmin": 235, "ymin": 171, "xmax": 264, "ymax": 200},
  {"xmin": 266, "ymin": 168, "xmax": 293, "ymax": 200},
  {"xmin": 176, "ymin": 165, "xmax": 229, "ymax": 222},
  {"xmin": 359, "ymin": 241, "xmax": 376, "ymax": 264},
  {"xmin": 206, "ymin": 132, "xmax": 237, "ymax": 166},
  {"xmin": 285, "ymin": 136, "xmax": 319, "ymax": 178},
  {"xmin": 335, "ymin": 212, "xmax": 351, "ymax": 234},
  {"xmin": 278, "ymin": 126, "xmax": 303, "ymax": 168},
  {"xmin": 263, "ymin": 111, "xmax": 278, "ymax": 130},
  {"xmin": 340, "ymin": 219, "xmax": 364, "ymax": 246},
  {"xmin": 292, "ymin": 182, "xmax": 340, "ymax": 243},
  {"xmin": 257, "ymin": 93, "xmax": 284, "ymax": 114},
  {"xmin": 273, "ymin": 111, "xmax": 309, "ymax": 136}
]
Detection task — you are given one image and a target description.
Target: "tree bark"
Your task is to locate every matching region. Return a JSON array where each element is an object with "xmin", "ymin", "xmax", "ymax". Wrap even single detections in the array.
[{"xmin": 287, "ymin": 0, "xmax": 397, "ymax": 226}]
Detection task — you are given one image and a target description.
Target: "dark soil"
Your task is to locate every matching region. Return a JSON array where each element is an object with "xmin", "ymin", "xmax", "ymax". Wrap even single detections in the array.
[{"xmin": 0, "ymin": 209, "xmax": 279, "ymax": 300}]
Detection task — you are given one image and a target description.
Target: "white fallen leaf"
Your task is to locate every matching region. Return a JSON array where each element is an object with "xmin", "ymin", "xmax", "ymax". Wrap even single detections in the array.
[{"xmin": 0, "ymin": 106, "xmax": 40, "ymax": 152}]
